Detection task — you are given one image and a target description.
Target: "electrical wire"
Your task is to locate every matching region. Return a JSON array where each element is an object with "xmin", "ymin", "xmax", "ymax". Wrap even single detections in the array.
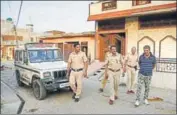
[
  {"xmin": 15, "ymin": 0, "xmax": 23, "ymax": 27},
  {"xmin": 7, "ymin": 1, "xmax": 12, "ymax": 14},
  {"xmin": 14, "ymin": 0, "xmax": 23, "ymax": 48}
]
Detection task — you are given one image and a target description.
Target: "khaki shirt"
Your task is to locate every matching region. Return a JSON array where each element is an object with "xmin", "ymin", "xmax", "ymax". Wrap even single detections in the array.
[
  {"xmin": 125, "ymin": 53, "xmax": 138, "ymax": 67},
  {"xmin": 106, "ymin": 53, "xmax": 123, "ymax": 70},
  {"xmin": 68, "ymin": 51, "xmax": 88, "ymax": 69}
]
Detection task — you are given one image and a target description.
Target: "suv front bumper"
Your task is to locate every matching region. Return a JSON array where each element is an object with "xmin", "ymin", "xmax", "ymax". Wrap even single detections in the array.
[{"xmin": 42, "ymin": 78, "xmax": 70, "ymax": 91}]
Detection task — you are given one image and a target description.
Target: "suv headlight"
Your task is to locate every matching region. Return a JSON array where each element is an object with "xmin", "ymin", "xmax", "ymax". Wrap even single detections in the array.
[{"xmin": 43, "ymin": 72, "xmax": 51, "ymax": 77}]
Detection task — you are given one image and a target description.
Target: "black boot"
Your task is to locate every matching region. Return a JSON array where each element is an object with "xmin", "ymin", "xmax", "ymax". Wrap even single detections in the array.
[
  {"xmin": 99, "ymin": 88, "xmax": 103, "ymax": 93},
  {"xmin": 75, "ymin": 98, "xmax": 79, "ymax": 102},
  {"xmin": 72, "ymin": 93, "xmax": 76, "ymax": 99}
]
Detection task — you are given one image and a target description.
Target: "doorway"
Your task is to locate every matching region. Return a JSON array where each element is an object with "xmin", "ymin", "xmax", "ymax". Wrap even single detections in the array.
[
  {"xmin": 63, "ymin": 42, "xmax": 79, "ymax": 62},
  {"xmin": 113, "ymin": 33, "xmax": 125, "ymax": 55},
  {"xmin": 81, "ymin": 46, "xmax": 88, "ymax": 56},
  {"xmin": 81, "ymin": 42, "xmax": 88, "ymax": 57},
  {"xmin": 99, "ymin": 33, "xmax": 126, "ymax": 61},
  {"xmin": 116, "ymin": 40, "xmax": 121, "ymax": 53}
]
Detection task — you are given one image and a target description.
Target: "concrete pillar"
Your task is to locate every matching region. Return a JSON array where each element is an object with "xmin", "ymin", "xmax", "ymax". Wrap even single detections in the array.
[
  {"xmin": 125, "ymin": 17, "xmax": 139, "ymax": 53},
  {"xmin": 95, "ymin": 21, "xmax": 100, "ymax": 61}
]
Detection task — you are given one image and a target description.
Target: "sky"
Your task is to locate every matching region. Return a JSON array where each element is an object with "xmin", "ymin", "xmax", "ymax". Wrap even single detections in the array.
[{"xmin": 1, "ymin": 1, "xmax": 95, "ymax": 33}]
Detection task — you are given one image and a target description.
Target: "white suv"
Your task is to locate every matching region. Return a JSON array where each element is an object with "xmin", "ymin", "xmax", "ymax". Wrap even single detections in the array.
[{"xmin": 14, "ymin": 43, "xmax": 70, "ymax": 100}]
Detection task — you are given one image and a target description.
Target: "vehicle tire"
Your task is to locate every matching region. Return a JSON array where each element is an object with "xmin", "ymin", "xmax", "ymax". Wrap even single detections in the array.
[
  {"xmin": 32, "ymin": 79, "xmax": 47, "ymax": 100},
  {"xmin": 15, "ymin": 70, "xmax": 24, "ymax": 87}
]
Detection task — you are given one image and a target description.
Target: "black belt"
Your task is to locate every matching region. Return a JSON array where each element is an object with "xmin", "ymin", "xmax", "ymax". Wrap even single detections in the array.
[
  {"xmin": 71, "ymin": 68, "xmax": 83, "ymax": 72},
  {"xmin": 108, "ymin": 68, "xmax": 120, "ymax": 72},
  {"xmin": 127, "ymin": 65, "xmax": 137, "ymax": 71},
  {"xmin": 127, "ymin": 65, "xmax": 135, "ymax": 68}
]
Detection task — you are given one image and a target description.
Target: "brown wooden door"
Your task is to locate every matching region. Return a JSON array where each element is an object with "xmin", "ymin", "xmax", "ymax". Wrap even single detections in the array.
[
  {"xmin": 112, "ymin": 34, "xmax": 125, "ymax": 56},
  {"xmin": 100, "ymin": 34, "xmax": 112, "ymax": 61},
  {"xmin": 99, "ymin": 34, "xmax": 126, "ymax": 61},
  {"xmin": 64, "ymin": 43, "xmax": 74, "ymax": 62}
]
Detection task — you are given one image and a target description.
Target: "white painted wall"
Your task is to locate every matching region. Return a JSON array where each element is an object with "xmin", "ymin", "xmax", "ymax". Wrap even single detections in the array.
[
  {"xmin": 120, "ymin": 71, "xmax": 176, "ymax": 90},
  {"xmin": 125, "ymin": 16, "xmax": 176, "ymax": 58},
  {"xmin": 150, "ymin": 72, "xmax": 176, "ymax": 90}
]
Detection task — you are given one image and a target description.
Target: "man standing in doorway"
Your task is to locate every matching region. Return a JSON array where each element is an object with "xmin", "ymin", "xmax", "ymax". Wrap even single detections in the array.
[
  {"xmin": 135, "ymin": 45, "xmax": 156, "ymax": 107},
  {"xmin": 99, "ymin": 45, "xmax": 111, "ymax": 92},
  {"xmin": 124, "ymin": 47, "xmax": 138, "ymax": 94},
  {"xmin": 105, "ymin": 45, "xmax": 123, "ymax": 105},
  {"xmin": 67, "ymin": 43, "xmax": 88, "ymax": 102}
]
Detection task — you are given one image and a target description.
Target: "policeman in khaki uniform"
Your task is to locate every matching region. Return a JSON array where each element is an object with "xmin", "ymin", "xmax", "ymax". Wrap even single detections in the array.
[
  {"xmin": 67, "ymin": 43, "xmax": 88, "ymax": 102},
  {"xmin": 124, "ymin": 47, "xmax": 138, "ymax": 94},
  {"xmin": 105, "ymin": 45, "xmax": 123, "ymax": 105},
  {"xmin": 99, "ymin": 45, "xmax": 112, "ymax": 92}
]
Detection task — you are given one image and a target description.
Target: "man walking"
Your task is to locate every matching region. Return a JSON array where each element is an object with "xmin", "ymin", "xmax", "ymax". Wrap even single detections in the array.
[
  {"xmin": 135, "ymin": 45, "xmax": 156, "ymax": 107},
  {"xmin": 124, "ymin": 47, "xmax": 138, "ymax": 94},
  {"xmin": 99, "ymin": 45, "xmax": 111, "ymax": 92},
  {"xmin": 105, "ymin": 45, "xmax": 123, "ymax": 105},
  {"xmin": 67, "ymin": 43, "xmax": 88, "ymax": 102}
]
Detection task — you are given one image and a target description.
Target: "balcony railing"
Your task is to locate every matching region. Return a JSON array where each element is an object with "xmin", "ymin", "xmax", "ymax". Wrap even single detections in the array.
[
  {"xmin": 98, "ymin": 24, "xmax": 125, "ymax": 31},
  {"xmin": 102, "ymin": 1, "xmax": 117, "ymax": 11},
  {"xmin": 140, "ymin": 20, "xmax": 176, "ymax": 28},
  {"xmin": 98, "ymin": 18, "xmax": 125, "ymax": 31},
  {"xmin": 156, "ymin": 58, "xmax": 176, "ymax": 73}
]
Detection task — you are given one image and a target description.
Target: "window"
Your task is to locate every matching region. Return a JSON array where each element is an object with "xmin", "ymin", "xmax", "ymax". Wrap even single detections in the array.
[
  {"xmin": 28, "ymin": 49, "xmax": 63, "ymax": 63},
  {"xmin": 132, "ymin": 0, "xmax": 151, "ymax": 6},
  {"xmin": 139, "ymin": 12, "xmax": 176, "ymax": 29}
]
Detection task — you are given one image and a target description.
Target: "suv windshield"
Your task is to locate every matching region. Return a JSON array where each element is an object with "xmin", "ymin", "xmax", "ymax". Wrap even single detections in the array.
[{"xmin": 28, "ymin": 49, "xmax": 63, "ymax": 63}]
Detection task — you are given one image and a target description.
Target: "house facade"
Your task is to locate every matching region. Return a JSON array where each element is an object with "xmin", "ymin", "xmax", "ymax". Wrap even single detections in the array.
[
  {"xmin": 40, "ymin": 31, "xmax": 96, "ymax": 63},
  {"xmin": 88, "ymin": 0, "xmax": 176, "ymax": 90},
  {"xmin": 1, "ymin": 19, "xmax": 42, "ymax": 60},
  {"xmin": 88, "ymin": 1, "xmax": 176, "ymax": 61}
]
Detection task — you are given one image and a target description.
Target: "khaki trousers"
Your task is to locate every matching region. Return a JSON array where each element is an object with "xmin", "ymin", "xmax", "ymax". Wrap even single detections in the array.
[
  {"xmin": 127, "ymin": 66, "xmax": 136, "ymax": 91},
  {"xmin": 108, "ymin": 70, "xmax": 121, "ymax": 101},
  {"xmin": 101, "ymin": 72, "xmax": 108, "ymax": 89},
  {"xmin": 69, "ymin": 70, "xmax": 83, "ymax": 98}
]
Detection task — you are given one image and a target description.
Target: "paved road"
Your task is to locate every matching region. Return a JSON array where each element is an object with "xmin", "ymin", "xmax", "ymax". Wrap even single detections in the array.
[{"xmin": 1, "ymin": 61, "xmax": 176, "ymax": 114}]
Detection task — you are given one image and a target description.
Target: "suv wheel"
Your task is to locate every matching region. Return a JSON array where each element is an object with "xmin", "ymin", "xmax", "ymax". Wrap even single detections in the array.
[
  {"xmin": 32, "ymin": 79, "xmax": 47, "ymax": 100},
  {"xmin": 16, "ymin": 71, "xmax": 24, "ymax": 87}
]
